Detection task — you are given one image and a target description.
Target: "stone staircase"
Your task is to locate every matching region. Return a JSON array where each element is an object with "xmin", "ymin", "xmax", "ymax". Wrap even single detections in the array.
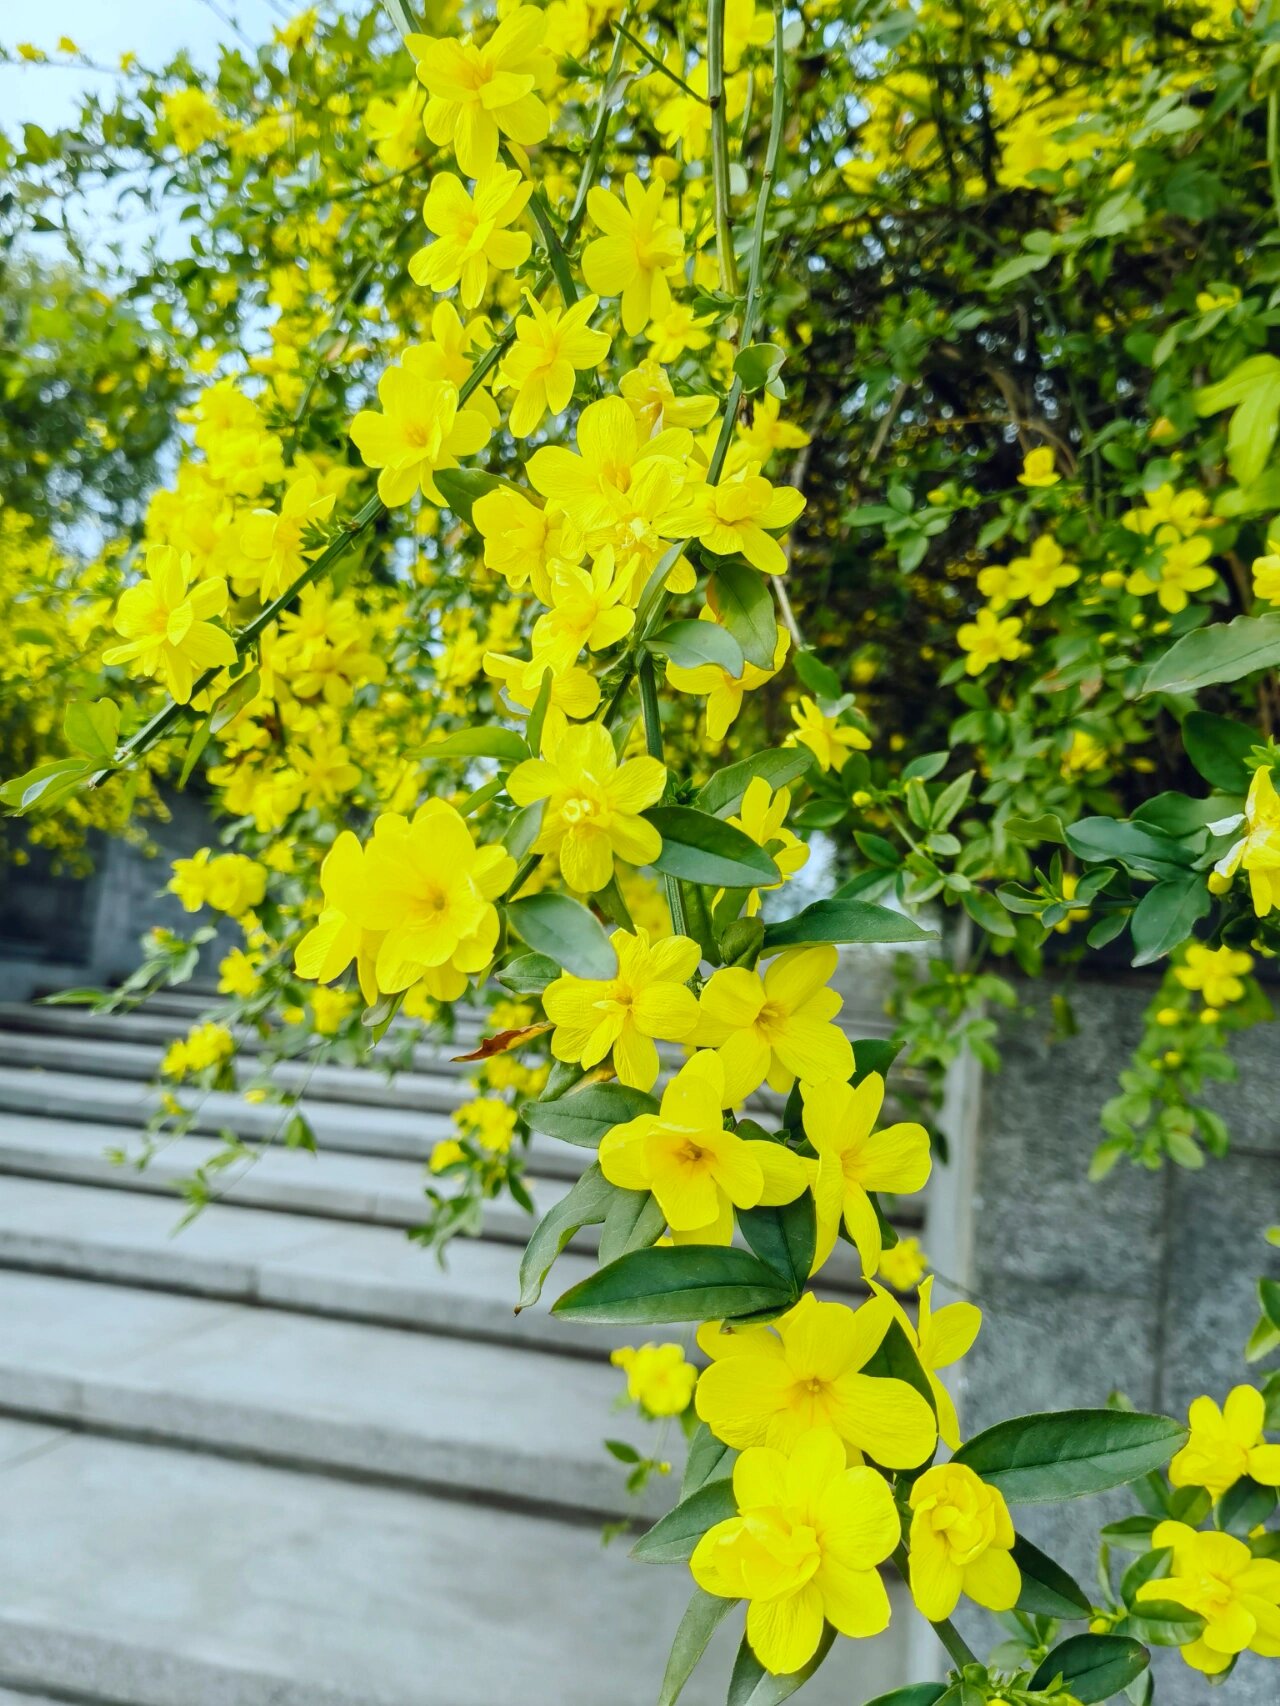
[{"xmin": 0, "ymin": 993, "xmax": 921, "ymax": 1706}]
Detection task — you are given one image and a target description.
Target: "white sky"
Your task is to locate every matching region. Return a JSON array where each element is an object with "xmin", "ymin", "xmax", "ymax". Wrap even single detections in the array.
[{"xmin": 0, "ymin": 0, "xmax": 288, "ymax": 131}]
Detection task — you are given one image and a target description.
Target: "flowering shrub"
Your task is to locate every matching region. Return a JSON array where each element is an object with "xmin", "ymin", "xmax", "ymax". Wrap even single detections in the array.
[{"xmin": 5, "ymin": 0, "xmax": 1280, "ymax": 1699}]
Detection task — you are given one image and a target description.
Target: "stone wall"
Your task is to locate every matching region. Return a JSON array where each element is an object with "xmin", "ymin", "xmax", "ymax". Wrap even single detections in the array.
[{"xmin": 955, "ymin": 976, "xmax": 1280, "ymax": 1704}]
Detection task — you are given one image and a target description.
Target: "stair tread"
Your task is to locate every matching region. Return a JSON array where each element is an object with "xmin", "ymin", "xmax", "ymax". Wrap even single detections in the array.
[
  {"xmin": 0, "ymin": 1270, "xmax": 653, "ymax": 1518},
  {"xmin": 0, "ymin": 1420, "xmax": 907, "ymax": 1706}
]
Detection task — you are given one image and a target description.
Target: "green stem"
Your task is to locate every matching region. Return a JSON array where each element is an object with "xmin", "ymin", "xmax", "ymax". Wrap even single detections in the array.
[
  {"xmin": 563, "ymin": 5, "xmax": 635, "ymax": 251},
  {"xmin": 1268, "ymin": 91, "xmax": 1280, "ymax": 239},
  {"xmin": 637, "ymin": 653, "xmax": 689, "ymax": 936},
  {"xmin": 613, "ymin": 23, "xmax": 707, "ymax": 103},
  {"xmin": 890, "ymin": 1546, "xmax": 977, "ymax": 1672},
  {"xmin": 505, "ymin": 146, "xmax": 579, "ymax": 306},
  {"xmin": 706, "ymin": 0, "xmax": 740, "ymax": 297}
]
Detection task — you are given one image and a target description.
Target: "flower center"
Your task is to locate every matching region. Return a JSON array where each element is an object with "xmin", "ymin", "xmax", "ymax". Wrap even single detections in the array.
[{"xmin": 562, "ymin": 794, "xmax": 600, "ymax": 824}]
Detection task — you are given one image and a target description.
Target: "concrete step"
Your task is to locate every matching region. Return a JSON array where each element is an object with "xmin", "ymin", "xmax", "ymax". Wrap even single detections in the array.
[
  {"xmin": 0, "ymin": 1420, "xmax": 909, "ymax": 1706},
  {"xmin": 0, "ymin": 1065, "xmax": 591, "ymax": 1182},
  {"xmin": 0, "ymin": 1174, "xmax": 616, "ymax": 1356},
  {"xmin": 0, "ymin": 1270, "xmax": 658, "ymax": 1521}
]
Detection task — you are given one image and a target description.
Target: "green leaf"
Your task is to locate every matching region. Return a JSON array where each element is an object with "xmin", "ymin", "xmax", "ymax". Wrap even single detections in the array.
[
  {"xmin": 1012, "ymin": 1534, "xmax": 1092, "ymax": 1619},
  {"xmin": 761, "ymin": 897, "xmax": 935, "ymax": 951},
  {"xmin": 952, "ymin": 1409, "xmax": 1187, "ymax": 1504},
  {"xmin": 1006, "ymin": 812, "xmax": 1067, "ymax": 845},
  {"xmin": 646, "ymin": 805, "xmax": 780, "ymax": 888},
  {"xmin": 63, "ymin": 698, "xmax": 120, "ymax": 764},
  {"xmin": 658, "ymin": 1588, "xmax": 739, "ymax": 1706},
  {"xmin": 1065, "ymin": 818, "xmax": 1193, "ymax": 879},
  {"xmin": 1142, "ymin": 613, "xmax": 1280, "ymax": 696},
  {"xmin": 693, "ymin": 748, "xmax": 812, "ymax": 819},
  {"xmin": 1217, "ymin": 1474, "xmax": 1278, "ymax": 1535},
  {"xmin": 523, "ymin": 1082, "xmax": 659, "ymax": 1148},
  {"xmin": 1182, "ymin": 711, "xmax": 1256, "ymax": 792},
  {"xmin": 428, "ymin": 727, "xmax": 529, "ymax": 761},
  {"xmin": 793, "ymin": 649, "xmax": 842, "ymax": 701},
  {"xmin": 988, "ymin": 250, "xmax": 1053, "ymax": 289},
  {"xmin": 433, "ymin": 466, "xmax": 526, "ymax": 525},
  {"xmin": 737, "ymin": 1188, "xmax": 815, "ymax": 1294},
  {"xmin": 849, "ymin": 1037, "xmax": 904, "ymax": 1084},
  {"xmin": 598, "ymin": 1187, "xmax": 667, "ymax": 1265},
  {"xmin": 734, "ymin": 342, "xmax": 785, "ymax": 393},
  {"xmin": 727, "ymin": 1624, "xmax": 837, "ymax": 1706},
  {"xmin": 505, "ymin": 893, "xmax": 618, "ymax": 979},
  {"xmin": 631, "ymin": 1478, "xmax": 737, "ymax": 1563},
  {"xmin": 646, "ymin": 620, "xmax": 745, "ymax": 677},
  {"xmin": 0, "ymin": 756, "xmax": 92, "ymax": 813},
  {"xmin": 861, "ymin": 1318, "xmax": 937, "ymax": 1419},
  {"xmin": 517, "ymin": 1164, "xmax": 617, "ymax": 1308},
  {"xmin": 1028, "ymin": 1634, "xmax": 1149, "ymax": 1704},
  {"xmin": 864, "ymin": 1689, "xmax": 948, "ymax": 1706},
  {"xmin": 711, "ymin": 562, "xmax": 777, "ymax": 670},
  {"xmin": 1129, "ymin": 875, "xmax": 1211, "ymax": 968},
  {"xmin": 681, "ymin": 1422, "xmax": 736, "ymax": 1497},
  {"xmin": 1100, "ymin": 1515, "xmax": 1159, "ymax": 1552},
  {"xmin": 496, "ymin": 952, "xmax": 560, "ymax": 996},
  {"xmin": 552, "ymin": 1245, "xmax": 795, "ymax": 1324},
  {"xmin": 1195, "ymin": 353, "xmax": 1280, "ymax": 485}
]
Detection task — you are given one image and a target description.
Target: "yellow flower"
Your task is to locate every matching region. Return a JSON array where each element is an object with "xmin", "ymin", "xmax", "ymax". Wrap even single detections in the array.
[
  {"xmin": 1174, "ymin": 943, "xmax": 1253, "ymax": 1009},
  {"xmin": 1003, "ymin": 535, "xmax": 1079, "ymax": 605},
  {"xmin": 533, "ymin": 550, "xmax": 638, "ymax": 667},
  {"xmin": 484, "ymin": 647, "xmax": 601, "ymax": 722},
  {"xmin": 956, "ymin": 607, "xmax": 1025, "ymax": 675},
  {"xmin": 620, "ymin": 359, "xmax": 718, "ymax": 436},
  {"xmin": 102, "ymin": 546, "xmax": 237, "ymax": 704},
  {"xmin": 1126, "ymin": 535, "xmax": 1216, "ymax": 614},
  {"xmin": 1017, "ymin": 446, "xmax": 1059, "ymax": 487},
  {"xmin": 695, "ymin": 944, "xmax": 854, "ymax": 1099},
  {"xmin": 507, "ymin": 719, "xmax": 666, "ymax": 893},
  {"xmin": 217, "ymin": 948, "xmax": 260, "ymax": 999},
  {"xmin": 802, "ymin": 1073, "xmax": 931, "ymax": 1276},
  {"xmin": 1123, "ymin": 484, "xmax": 1210, "ymax": 540},
  {"xmin": 583, "ymin": 173, "xmax": 685, "ymax": 336},
  {"xmin": 691, "ymin": 1428, "xmax": 899, "ymax": 1675},
  {"xmin": 349, "ymin": 350, "xmax": 491, "ymax": 507},
  {"xmin": 611, "ymin": 1343, "xmax": 697, "ymax": 1416},
  {"xmin": 645, "ymin": 302, "xmax": 715, "ymax": 364},
  {"xmin": 696, "ymin": 1291, "xmax": 938, "ymax": 1467},
  {"xmin": 724, "ymin": 776, "xmax": 808, "ymax": 916},
  {"xmin": 472, "ymin": 487, "xmax": 582, "ymax": 603},
  {"xmin": 1209, "ymin": 765, "xmax": 1280, "ymax": 917},
  {"xmin": 430, "ymin": 1138, "xmax": 466, "ymax": 1172},
  {"xmin": 730, "ymin": 393, "xmax": 811, "ymax": 472},
  {"xmin": 598, "ymin": 1051, "xmax": 807, "ymax": 1239},
  {"xmin": 309, "ymin": 985, "xmax": 357, "ymax": 1036},
  {"xmin": 240, "ymin": 475, "xmax": 336, "ymax": 601},
  {"xmin": 786, "ymin": 696, "xmax": 870, "ymax": 772},
  {"xmin": 527, "ymin": 394, "xmax": 693, "ymax": 538},
  {"xmin": 408, "ymin": 7, "xmax": 552, "ymax": 178},
  {"xmin": 455, "ymin": 1097, "xmax": 518, "ymax": 1154},
  {"xmin": 365, "ymin": 84, "xmax": 425, "ymax": 172},
  {"xmin": 877, "ymin": 1235, "xmax": 927, "ymax": 1292},
  {"xmin": 498, "ymin": 293, "xmax": 610, "ymax": 438},
  {"xmin": 1136, "ymin": 1521, "xmax": 1280, "ymax": 1674},
  {"xmin": 1251, "ymin": 547, "xmax": 1280, "ymax": 606},
  {"xmin": 163, "ymin": 87, "xmax": 225, "ymax": 154},
  {"xmin": 409, "ymin": 166, "xmax": 532, "ymax": 309},
  {"xmin": 169, "ymin": 849, "xmax": 267, "ymax": 917},
  {"xmin": 663, "ymin": 465, "xmax": 805, "ymax": 577},
  {"xmin": 908, "ymin": 1463, "xmax": 1020, "ymax": 1621},
  {"xmin": 1169, "ymin": 1385, "xmax": 1280, "ymax": 1501},
  {"xmin": 878, "ymin": 1275, "xmax": 981, "ymax": 1451},
  {"xmin": 542, "ymin": 927, "xmax": 700, "ymax": 1089}
]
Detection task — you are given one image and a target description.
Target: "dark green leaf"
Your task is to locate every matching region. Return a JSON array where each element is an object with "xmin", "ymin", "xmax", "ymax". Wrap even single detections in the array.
[
  {"xmin": 1012, "ymin": 1534, "xmax": 1092, "ymax": 1619},
  {"xmin": 505, "ymin": 893, "xmax": 618, "ymax": 979},
  {"xmin": 599, "ymin": 1188, "xmax": 667, "ymax": 1265},
  {"xmin": 864, "ymin": 1689, "xmax": 948, "ymax": 1706},
  {"xmin": 631, "ymin": 1478, "xmax": 738, "ymax": 1562},
  {"xmin": 849, "ymin": 1037, "xmax": 904, "ymax": 1084},
  {"xmin": 953, "ymin": 1410, "xmax": 1187, "ymax": 1504},
  {"xmin": 1065, "ymin": 818, "xmax": 1193, "ymax": 879},
  {"xmin": 793, "ymin": 649, "xmax": 842, "ymax": 701},
  {"xmin": 711, "ymin": 562, "xmax": 777, "ymax": 670},
  {"xmin": 1217, "ymin": 1475, "xmax": 1278, "ymax": 1535},
  {"xmin": 1182, "ymin": 711, "xmax": 1256, "ymax": 792},
  {"xmin": 737, "ymin": 1188, "xmax": 816, "ymax": 1294},
  {"xmin": 1129, "ymin": 875, "xmax": 1211, "ymax": 968},
  {"xmin": 522, "ymin": 1082, "xmax": 659, "ymax": 1148},
  {"xmin": 861, "ymin": 1318, "xmax": 937, "ymax": 1420},
  {"xmin": 552, "ymin": 1245, "xmax": 795, "ymax": 1324},
  {"xmin": 1142, "ymin": 612, "xmax": 1280, "ymax": 696},
  {"xmin": 761, "ymin": 898, "xmax": 935, "ymax": 951},
  {"xmin": 1029, "ymin": 1635, "xmax": 1149, "ymax": 1703},
  {"xmin": 646, "ymin": 620, "xmax": 745, "ymax": 677},
  {"xmin": 516, "ymin": 1164, "xmax": 617, "ymax": 1307},
  {"xmin": 434, "ymin": 466, "xmax": 526, "ymax": 525},
  {"xmin": 646, "ymin": 806, "xmax": 780, "ymax": 888},
  {"xmin": 682, "ymin": 1422, "xmax": 736, "ymax": 1497},
  {"xmin": 693, "ymin": 748, "xmax": 812, "ymax": 819},
  {"xmin": 658, "ymin": 1588, "xmax": 739, "ymax": 1706}
]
